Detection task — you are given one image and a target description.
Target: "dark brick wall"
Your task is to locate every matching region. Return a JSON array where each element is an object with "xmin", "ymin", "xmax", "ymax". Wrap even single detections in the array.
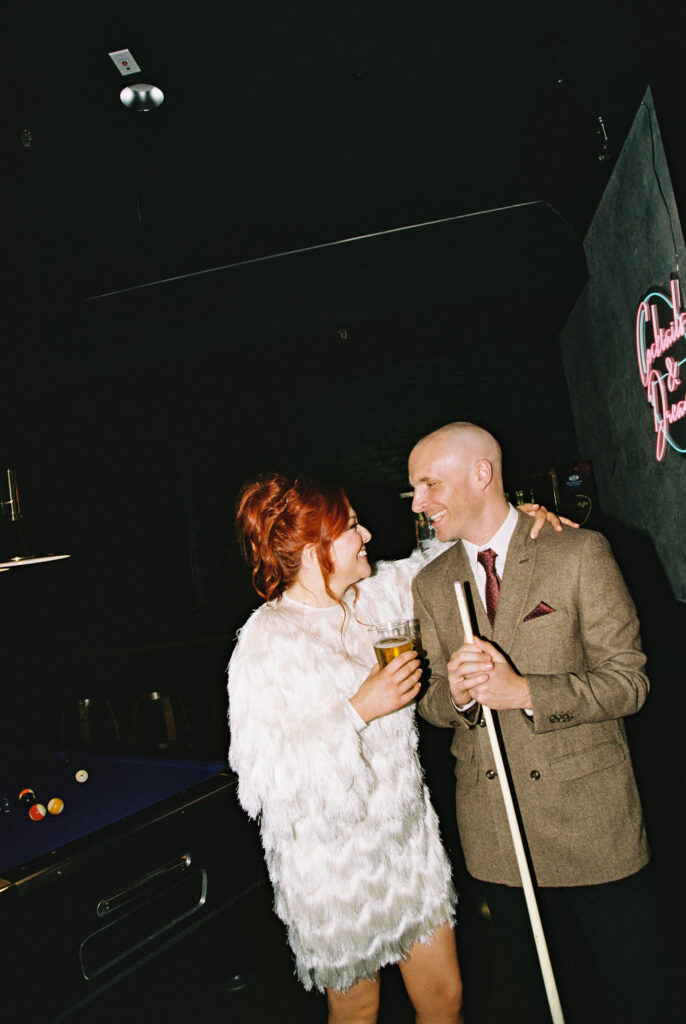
[
  {"xmin": 559, "ymin": 87, "xmax": 686, "ymax": 601},
  {"xmin": 2, "ymin": 260, "xmax": 580, "ymax": 755},
  {"xmin": 171, "ymin": 300, "xmax": 579, "ymax": 627},
  {"xmin": 557, "ymin": 90, "xmax": 686, "ymax": 904}
]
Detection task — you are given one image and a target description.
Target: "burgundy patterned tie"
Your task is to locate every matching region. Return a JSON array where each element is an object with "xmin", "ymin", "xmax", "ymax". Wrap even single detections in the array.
[{"xmin": 477, "ymin": 547, "xmax": 501, "ymax": 625}]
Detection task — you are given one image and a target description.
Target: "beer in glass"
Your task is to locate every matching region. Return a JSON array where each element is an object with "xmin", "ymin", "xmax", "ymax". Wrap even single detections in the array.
[{"xmin": 370, "ymin": 620, "xmax": 415, "ymax": 669}]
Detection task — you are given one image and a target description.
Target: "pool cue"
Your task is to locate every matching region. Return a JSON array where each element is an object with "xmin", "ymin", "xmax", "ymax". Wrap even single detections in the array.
[{"xmin": 454, "ymin": 581, "xmax": 566, "ymax": 1024}]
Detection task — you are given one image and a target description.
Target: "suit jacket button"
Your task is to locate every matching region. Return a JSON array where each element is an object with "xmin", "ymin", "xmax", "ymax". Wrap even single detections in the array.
[
  {"xmin": 478, "ymin": 718, "xmax": 486, "ymax": 728},
  {"xmin": 530, "ymin": 770, "xmax": 541, "ymax": 780},
  {"xmin": 486, "ymin": 770, "xmax": 497, "ymax": 780},
  {"xmin": 549, "ymin": 714, "xmax": 559, "ymax": 723}
]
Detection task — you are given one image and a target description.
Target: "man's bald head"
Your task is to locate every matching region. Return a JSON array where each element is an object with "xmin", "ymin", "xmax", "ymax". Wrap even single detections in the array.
[
  {"xmin": 408, "ymin": 422, "xmax": 508, "ymax": 544},
  {"xmin": 412, "ymin": 422, "xmax": 503, "ymax": 480}
]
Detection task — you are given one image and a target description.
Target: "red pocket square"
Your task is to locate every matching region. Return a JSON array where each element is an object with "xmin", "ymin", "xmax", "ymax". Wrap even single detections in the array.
[{"xmin": 523, "ymin": 601, "xmax": 555, "ymax": 622}]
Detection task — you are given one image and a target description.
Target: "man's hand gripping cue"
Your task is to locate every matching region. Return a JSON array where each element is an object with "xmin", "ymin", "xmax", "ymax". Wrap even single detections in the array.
[{"xmin": 448, "ymin": 637, "xmax": 532, "ymax": 711}]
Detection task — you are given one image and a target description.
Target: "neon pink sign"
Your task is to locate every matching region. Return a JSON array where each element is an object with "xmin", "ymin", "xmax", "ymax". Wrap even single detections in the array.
[{"xmin": 635, "ymin": 275, "xmax": 686, "ymax": 460}]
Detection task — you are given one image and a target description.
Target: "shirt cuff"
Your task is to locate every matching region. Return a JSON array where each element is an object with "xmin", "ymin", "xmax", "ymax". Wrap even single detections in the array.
[
  {"xmin": 451, "ymin": 697, "xmax": 477, "ymax": 713},
  {"xmin": 346, "ymin": 700, "xmax": 368, "ymax": 732}
]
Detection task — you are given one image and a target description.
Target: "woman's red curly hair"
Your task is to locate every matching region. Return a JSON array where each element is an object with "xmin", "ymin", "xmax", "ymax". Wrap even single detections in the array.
[{"xmin": 235, "ymin": 473, "xmax": 351, "ymax": 603}]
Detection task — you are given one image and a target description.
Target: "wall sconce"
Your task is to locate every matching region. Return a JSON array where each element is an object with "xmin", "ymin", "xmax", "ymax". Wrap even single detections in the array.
[{"xmin": 0, "ymin": 468, "xmax": 70, "ymax": 571}]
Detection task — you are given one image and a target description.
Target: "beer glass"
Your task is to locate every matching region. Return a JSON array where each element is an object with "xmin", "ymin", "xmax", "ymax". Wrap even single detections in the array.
[
  {"xmin": 414, "ymin": 511, "xmax": 436, "ymax": 550},
  {"xmin": 369, "ymin": 619, "xmax": 416, "ymax": 669}
]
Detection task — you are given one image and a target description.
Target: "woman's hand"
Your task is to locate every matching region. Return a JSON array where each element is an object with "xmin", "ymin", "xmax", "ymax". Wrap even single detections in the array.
[
  {"xmin": 518, "ymin": 502, "xmax": 579, "ymax": 539},
  {"xmin": 350, "ymin": 650, "xmax": 422, "ymax": 724}
]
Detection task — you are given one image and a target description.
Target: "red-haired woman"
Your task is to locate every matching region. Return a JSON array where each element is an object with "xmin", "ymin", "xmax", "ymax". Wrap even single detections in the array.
[{"xmin": 228, "ymin": 473, "xmax": 557, "ymax": 1024}]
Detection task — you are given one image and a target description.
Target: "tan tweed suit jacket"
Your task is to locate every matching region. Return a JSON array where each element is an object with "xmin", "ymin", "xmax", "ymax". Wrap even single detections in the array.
[{"xmin": 414, "ymin": 512, "xmax": 650, "ymax": 887}]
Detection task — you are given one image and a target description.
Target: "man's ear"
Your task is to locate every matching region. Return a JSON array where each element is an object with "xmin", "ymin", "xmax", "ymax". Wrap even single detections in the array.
[{"xmin": 475, "ymin": 459, "xmax": 494, "ymax": 490}]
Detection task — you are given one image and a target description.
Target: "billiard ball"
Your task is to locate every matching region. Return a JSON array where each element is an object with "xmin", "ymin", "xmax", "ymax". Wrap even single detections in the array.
[
  {"xmin": 1, "ymin": 797, "xmax": 11, "ymax": 814},
  {"xmin": 28, "ymin": 803, "xmax": 47, "ymax": 821},
  {"xmin": 18, "ymin": 788, "xmax": 37, "ymax": 810},
  {"xmin": 74, "ymin": 769, "xmax": 89, "ymax": 784},
  {"xmin": 47, "ymin": 797, "xmax": 64, "ymax": 815}
]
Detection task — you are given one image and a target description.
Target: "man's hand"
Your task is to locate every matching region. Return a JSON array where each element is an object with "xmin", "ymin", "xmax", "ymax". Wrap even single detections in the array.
[
  {"xmin": 463, "ymin": 637, "xmax": 532, "ymax": 710},
  {"xmin": 518, "ymin": 502, "xmax": 580, "ymax": 538},
  {"xmin": 447, "ymin": 641, "xmax": 494, "ymax": 707}
]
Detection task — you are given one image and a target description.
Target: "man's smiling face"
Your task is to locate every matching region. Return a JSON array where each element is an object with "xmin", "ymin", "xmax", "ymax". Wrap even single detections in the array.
[{"xmin": 408, "ymin": 437, "xmax": 481, "ymax": 543}]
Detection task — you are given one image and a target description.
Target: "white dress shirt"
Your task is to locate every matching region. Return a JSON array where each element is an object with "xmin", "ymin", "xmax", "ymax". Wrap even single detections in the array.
[
  {"xmin": 462, "ymin": 502, "xmax": 519, "ymax": 609},
  {"xmin": 453, "ymin": 504, "xmax": 532, "ymax": 715}
]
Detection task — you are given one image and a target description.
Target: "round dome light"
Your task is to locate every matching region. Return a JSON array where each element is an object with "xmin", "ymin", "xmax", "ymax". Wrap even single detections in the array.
[{"xmin": 119, "ymin": 83, "xmax": 165, "ymax": 112}]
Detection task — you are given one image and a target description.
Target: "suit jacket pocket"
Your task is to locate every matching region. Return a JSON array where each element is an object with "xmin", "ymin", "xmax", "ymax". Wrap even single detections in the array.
[
  {"xmin": 450, "ymin": 732, "xmax": 478, "ymax": 781},
  {"xmin": 514, "ymin": 607, "xmax": 580, "ymax": 675},
  {"xmin": 549, "ymin": 740, "xmax": 625, "ymax": 782},
  {"xmin": 521, "ymin": 607, "xmax": 569, "ymax": 631}
]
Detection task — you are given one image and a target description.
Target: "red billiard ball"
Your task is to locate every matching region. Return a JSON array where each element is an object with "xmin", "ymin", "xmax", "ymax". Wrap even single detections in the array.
[{"xmin": 28, "ymin": 803, "xmax": 47, "ymax": 821}]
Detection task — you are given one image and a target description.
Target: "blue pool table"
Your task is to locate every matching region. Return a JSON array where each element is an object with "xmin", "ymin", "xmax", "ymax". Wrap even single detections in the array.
[
  {"xmin": 0, "ymin": 745, "xmax": 266, "ymax": 1023},
  {"xmin": 1, "ymin": 747, "xmax": 229, "ymax": 874}
]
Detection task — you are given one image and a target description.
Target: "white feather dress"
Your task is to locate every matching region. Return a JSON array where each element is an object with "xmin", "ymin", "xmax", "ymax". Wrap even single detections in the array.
[{"xmin": 227, "ymin": 545, "xmax": 456, "ymax": 993}]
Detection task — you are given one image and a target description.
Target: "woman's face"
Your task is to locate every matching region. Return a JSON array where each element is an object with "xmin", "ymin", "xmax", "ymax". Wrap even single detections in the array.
[{"xmin": 329, "ymin": 506, "xmax": 372, "ymax": 594}]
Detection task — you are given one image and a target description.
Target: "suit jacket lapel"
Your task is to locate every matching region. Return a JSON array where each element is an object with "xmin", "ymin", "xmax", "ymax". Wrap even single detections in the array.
[
  {"xmin": 451, "ymin": 541, "xmax": 492, "ymax": 639},
  {"xmin": 492, "ymin": 512, "xmax": 536, "ymax": 651}
]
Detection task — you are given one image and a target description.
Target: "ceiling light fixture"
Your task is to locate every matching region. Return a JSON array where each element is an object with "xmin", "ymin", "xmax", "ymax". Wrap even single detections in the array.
[{"xmin": 119, "ymin": 83, "xmax": 165, "ymax": 112}]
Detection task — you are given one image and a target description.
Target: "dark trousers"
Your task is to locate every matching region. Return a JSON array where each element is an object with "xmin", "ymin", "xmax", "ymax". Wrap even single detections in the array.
[{"xmin": 479, "ymin": 865, "xmax": 678, "ymax": 1024}]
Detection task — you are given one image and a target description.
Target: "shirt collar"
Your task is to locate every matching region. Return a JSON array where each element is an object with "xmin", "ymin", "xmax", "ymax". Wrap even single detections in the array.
[{"xmin": 462, "ymin": 503, "xmax": 519, "ymax": 577}]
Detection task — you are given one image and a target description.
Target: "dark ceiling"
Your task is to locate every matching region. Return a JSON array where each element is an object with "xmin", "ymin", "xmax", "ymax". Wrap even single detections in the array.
[{"xmin": 3, "ymin": 0, "xmax": 682, "ymax": 312}]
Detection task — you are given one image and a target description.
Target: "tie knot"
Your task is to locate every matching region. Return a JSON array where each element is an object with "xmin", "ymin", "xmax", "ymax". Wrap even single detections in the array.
[{"xmin": 477, "ymin": 548, "xmax": 498, "ymax": 575}]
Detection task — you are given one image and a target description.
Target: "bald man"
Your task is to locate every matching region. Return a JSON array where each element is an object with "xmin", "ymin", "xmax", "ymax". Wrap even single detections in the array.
[{"xmin": 409, "ymin": 422, "xmax": 672, "ymax": 1024}]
